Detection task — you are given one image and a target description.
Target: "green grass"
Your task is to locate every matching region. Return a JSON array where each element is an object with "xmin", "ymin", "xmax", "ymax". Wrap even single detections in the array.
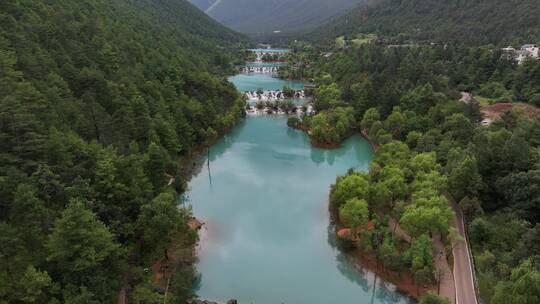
[{"xmin": 475, "ymin": 96, "xmax": 495, "ymax": 106}]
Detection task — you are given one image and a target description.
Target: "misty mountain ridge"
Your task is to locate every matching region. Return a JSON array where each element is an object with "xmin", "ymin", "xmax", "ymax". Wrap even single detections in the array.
[
  {"xmin": 310, "ymin": 0, "xmax": 540, "ymax": 45},
  {"xmin": 189, "ymin": 0, "xmax": 366, "ymax": 35}
]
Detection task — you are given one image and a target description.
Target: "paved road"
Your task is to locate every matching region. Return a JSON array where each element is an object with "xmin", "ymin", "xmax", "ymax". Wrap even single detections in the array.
[{"xmin": 445, "ymin": 192, "xmax": 478, "ymax": 304}]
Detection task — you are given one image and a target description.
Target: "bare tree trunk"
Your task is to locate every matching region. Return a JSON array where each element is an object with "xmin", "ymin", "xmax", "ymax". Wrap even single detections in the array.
[
  {"xmin": 163, "ymin": 265, "xmax": 177, "ymax": 304},
  {"xmin": 370, "ymin": 274, "xmax": 378, "ymax": 304},
  {"xmin": 89, "ymin": 102, "xmax": 101, "ymax": 142}
]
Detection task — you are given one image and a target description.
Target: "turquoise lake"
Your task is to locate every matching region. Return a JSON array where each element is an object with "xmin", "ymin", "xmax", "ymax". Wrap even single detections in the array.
[
  {"xmin": 228, "ymin": 73, "xmax": 304, "ymax": 92},
  {"xmin": 186, "ymin": 116, "xmax": 415, "ymax": 304}
]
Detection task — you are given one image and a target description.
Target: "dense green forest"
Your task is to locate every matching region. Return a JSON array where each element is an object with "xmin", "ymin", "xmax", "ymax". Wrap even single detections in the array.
[
  {"xmin": 287, "ymin": 41, "xmax": 540, "ymax": 302},
  {"xmin": 0, "ymin": 0, "xmax": 246, "ymax": 303},
  {"xmin": 310, "ymin": 0, "xmax": 540, "ymax": 45},
  {"xmin": 2, "ymin": 0, "xmax": 539, "ymax": 302},
  {"xmin": 129, "ymin": 0, "xmax": 243, "ymax": 42},
  {"xmin": 285, "ymin": 43, "xmax": 540, "ymax": 146}
]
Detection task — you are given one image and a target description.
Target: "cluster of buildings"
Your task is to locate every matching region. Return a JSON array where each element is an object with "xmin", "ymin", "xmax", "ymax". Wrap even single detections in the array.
[{"xmin": 502, "ymin": 44, "xmax": 539, "ymax": 64}]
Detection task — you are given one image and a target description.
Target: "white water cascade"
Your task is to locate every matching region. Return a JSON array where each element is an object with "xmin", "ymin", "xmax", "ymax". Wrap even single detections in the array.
[
  {"xmin": 240, "ymin": 66, "xmax": 279, "ymax": 74},
  {"xmin": 244, "ymin": 89, "xmax": 306, "ymax": 101}
]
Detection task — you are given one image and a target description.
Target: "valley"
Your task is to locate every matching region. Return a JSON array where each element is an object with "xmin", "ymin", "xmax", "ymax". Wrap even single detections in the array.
[
  {"xmin": 188, "ymin": 0, "xmax": 366, "ymax": 35},
  {"xmin": 1, "ymin": 1, "xmax": 539, "ymax": 304},
  {"xmin": 185, "ymin": 51, "xmax": 416, "ymax": 303}
]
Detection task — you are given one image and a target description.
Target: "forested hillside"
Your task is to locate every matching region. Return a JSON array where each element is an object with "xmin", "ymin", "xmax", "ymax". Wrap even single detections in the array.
[
  {"xmin": 0, "ymin": 0, "xmax": 245, "ymax": 302},
  {"xmin": 286, "ymin": 41, "xmax": 540, "ymax": 302},
  {"xmin": 128, "ymin": 0, "xmax": 242, "ymax": 42},
  {"xmin": 311, "ymin": 0, "xmax": 540, "ymax": 45}
]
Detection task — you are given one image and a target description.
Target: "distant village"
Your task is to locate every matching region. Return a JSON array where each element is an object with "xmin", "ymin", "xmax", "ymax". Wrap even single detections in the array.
[
  {"xmin": 502, "ymin": 44, "xmax": 539, "ymax": 64},
  {"xmin": 329, "ymin": 36, "xmax": 540, "ymax": 66}
]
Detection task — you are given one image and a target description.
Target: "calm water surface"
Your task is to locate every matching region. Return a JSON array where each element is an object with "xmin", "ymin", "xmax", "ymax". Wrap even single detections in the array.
[
  {"xmin": 186, "ymin": 116, "xmax": 415, "ymax": 304},
  {"xmin": 228, "ymin": 73, "xmax": 304, "ymax": 92},
  {"xmin": 230, "ymin": 52, "xmax": 302, "ymax": 92}
]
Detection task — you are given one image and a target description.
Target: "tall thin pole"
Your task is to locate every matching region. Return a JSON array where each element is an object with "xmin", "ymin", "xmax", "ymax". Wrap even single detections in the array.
[{"xmin": 207, "ymin": 147, "xmax": 212, "ymax": 185}]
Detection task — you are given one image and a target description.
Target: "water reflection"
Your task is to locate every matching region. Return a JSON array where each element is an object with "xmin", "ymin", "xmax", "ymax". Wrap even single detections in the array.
[
  {"xmin": 206, "ymin": 120, "xmax": 247, "ymax": 163},
  {"xmin": 306, "ymin": 135, "xmax": 369, "ymax": 167},
  {"xmin": 286, "ymin": 127, "xmax": 299, "ymax": 139},
  {"xmin": 335, "ymin": 251, "xmax": 371, "ymax": 293},
  {"xmin": 310, "ymin": 148, "xmax": 325, "ymax": 164},
  {"xmin": 228, "ymin": 73, "xmax": 305, "ymax": 92},
  {"xmin": 332, "ymin": 237, "xmax": 415, "ymax": 304},
  {"xmin": 326, "ymin": 223, "xmax": 338, "ymax": 250},
  {"xmin": 188, "ymin": 116, "xmax": 413, "ymax": 304},
  {"xmin": 326, "ymin": 151, "xmax": 336, "ymax": 165},
  {"xmin": 376, "ymin": 281, "xmax": 410, "ymax": 304}
]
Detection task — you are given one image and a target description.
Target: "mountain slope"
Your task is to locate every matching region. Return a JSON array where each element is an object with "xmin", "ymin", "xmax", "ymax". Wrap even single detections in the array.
[
  {"xmin": 312, "ymin": 0, "xmax": 540, "ymax": 45},
  {"xmin": 0, "ymin": 0, "xmax": 245, "ymax": 302},
  {"xmin": 189, "ymin": 0, "xmax": 218, "ymax": 11},
  {"xmin": 194, "ymin": 0, "xmax": 366, "ymax": 35},
  {"xmin": 128, "ymin": 0, "xmax": 243, "ymax": 41}
]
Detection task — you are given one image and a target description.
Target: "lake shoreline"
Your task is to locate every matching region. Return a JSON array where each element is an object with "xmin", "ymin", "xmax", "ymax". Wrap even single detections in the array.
[
  {"xmin": 290, "ymin": 125, "xmax": 366, "ymax": 150},
  {"xmin": 155, "ymin": 112, "xmax": 247, "ymax": 302},
  {"xmin": 329, "ymin": 131, "xmax": 440, "ymax": 302},
  {"xmin": 185, "ymin": 119, "xmax": 423, "ymax": 303},
  {"xmin": 347, "ymin": 246, "xmax": 436, "ymax": 300},
  {"xmin": 330, "ymin": 203, "xmax": 435, "ymax": 302},
  {"xmin": 186, "ymin": 55, "xmax": 414, "ymax": 303}
]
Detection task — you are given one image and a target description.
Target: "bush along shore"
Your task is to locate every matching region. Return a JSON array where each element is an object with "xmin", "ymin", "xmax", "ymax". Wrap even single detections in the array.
[{"xmin": 328, "ymin": 135, "xmax": 456, "ymax": 301}]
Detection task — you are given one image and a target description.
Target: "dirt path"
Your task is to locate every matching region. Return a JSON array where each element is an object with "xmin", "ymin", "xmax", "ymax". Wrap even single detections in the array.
[
  {"xmin": 388, "ymin": 217, "xmax": 411, "ymax": 243},
  {"xmin": 387, "ymin": 214, "xmax": 456, "ymax": 303},
  {"xmin": 481, "ymin": 102, "xmax": 540, "ymax": 122},
  {"xmin": 444, "ymin": 192, "xmax": 478, "ymax": 304},
  {"xmin": 433, "ymin": 233, "xmax": 456, "ymax": 303}
]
